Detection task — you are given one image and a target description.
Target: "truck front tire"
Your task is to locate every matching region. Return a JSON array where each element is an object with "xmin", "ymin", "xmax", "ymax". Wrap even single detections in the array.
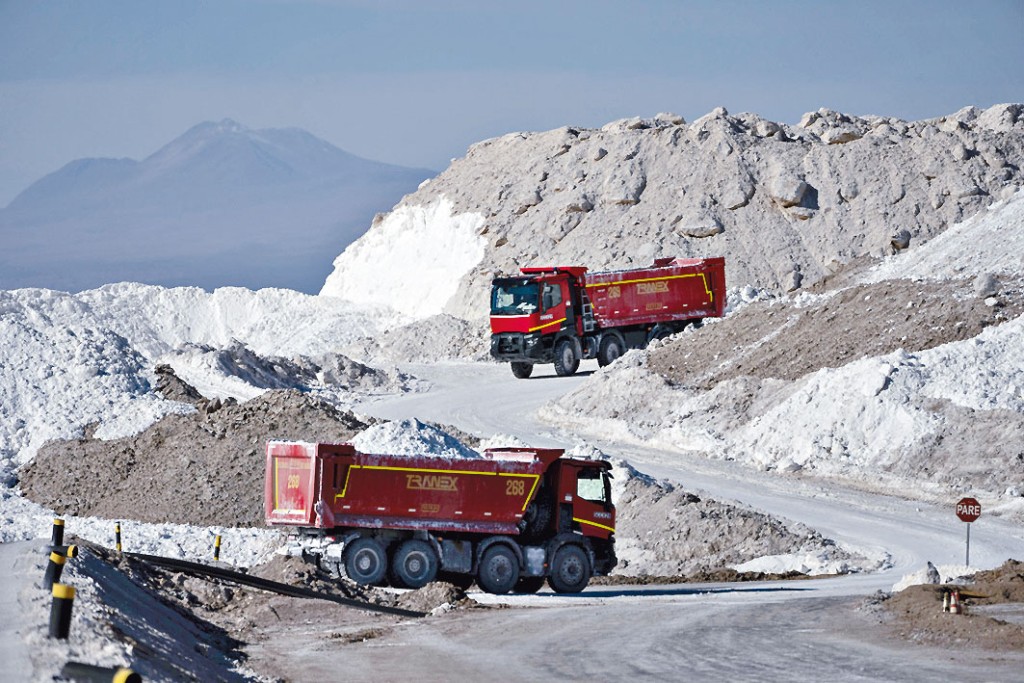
[
  {"xmin": 548, "ymin": 544, "xmax": 592, "ymax": 593},
  {"xmin": 343, "ymin": 537, "xmax": 387, "ymax": 586},
  {"xmin": 477, "ymin": 544, "xmax": 520, "ymax": 594},
  {"xmin": 553, "ymin": 339, "xmax": 580, "ymax": 377},
  {"xmin": 510, "ymin": 362, "xmax": 533, "ymax": 379}
]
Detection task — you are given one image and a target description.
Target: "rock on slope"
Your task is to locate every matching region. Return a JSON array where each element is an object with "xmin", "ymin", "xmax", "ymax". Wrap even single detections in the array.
[{"xmin": 322, "ymin": 104, "xmax": 1024, "ymax": 324}]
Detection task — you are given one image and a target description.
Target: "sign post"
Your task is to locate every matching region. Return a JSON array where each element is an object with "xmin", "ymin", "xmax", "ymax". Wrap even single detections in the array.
[{"xmin": 955, "ymin": 497, "xmax": 981, "ymax": 566}]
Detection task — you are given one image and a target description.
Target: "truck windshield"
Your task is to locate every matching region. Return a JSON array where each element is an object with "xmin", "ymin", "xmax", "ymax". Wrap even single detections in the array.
[
  {"xmin": 491, "ymin": 280, "xmax": 539, "ymax": 315},
  {"xmin": 577, "ymin": 468, "xmax": 609, "ymax": 504}
]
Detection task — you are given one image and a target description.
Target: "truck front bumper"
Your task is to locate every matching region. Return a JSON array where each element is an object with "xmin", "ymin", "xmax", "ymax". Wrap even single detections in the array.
[{"xmin": 490, "ymin": 332, "xmax": 548, "ymax": 362}]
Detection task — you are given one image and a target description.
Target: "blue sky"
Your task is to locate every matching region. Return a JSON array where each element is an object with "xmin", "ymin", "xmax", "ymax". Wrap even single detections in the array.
[{"xmin": 1, "ymin": 0, "xmax": 1022, "ymax": 206}]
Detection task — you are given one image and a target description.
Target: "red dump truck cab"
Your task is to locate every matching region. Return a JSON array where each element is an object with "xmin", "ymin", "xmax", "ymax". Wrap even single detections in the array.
[
  {"xmin": 490, "ymin": 256, "xmax": 726, "ymax": 378},
  {"xmin": 489, "ymin": 266, "xmax": 588, "ymax": 337},
  {"xmin": 265, "ymin": 441, "xmax": 617, "ymax": 595}
]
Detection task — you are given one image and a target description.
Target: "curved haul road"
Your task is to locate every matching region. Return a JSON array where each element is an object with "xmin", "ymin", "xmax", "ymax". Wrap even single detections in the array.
[{"xmin": 311, "ymin": 360, "xmax": 1024, "ymax": 681}]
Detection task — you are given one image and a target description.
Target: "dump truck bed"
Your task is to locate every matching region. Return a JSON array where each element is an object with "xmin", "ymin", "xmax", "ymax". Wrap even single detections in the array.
[
  {"xmin": 584, "ymin": 256, "xmax": 726, "ymax": 328},
  {"xmin": 265, "ymin": 441, "xmax": 564, "ymax": 534}
]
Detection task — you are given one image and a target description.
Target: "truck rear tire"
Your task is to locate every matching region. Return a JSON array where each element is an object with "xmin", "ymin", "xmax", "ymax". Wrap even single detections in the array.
[
  {"xmin": 510, "ymin": 362, "xmax": 533, "ymax": 379},
  {"xmin": 553, "ymin": 339, "xmax": 580, "ymax": 377},
  {"xmin": 548, "ymin": 544, "xmax": 591, "ymax": 593},
  {"xmin": 597, "ymin": 335, "xmax": 624, "ymax": 367},
  {"xmin": 390, "ymin": 539, "xmax": 439, "ymax": 589},
  {"xmin": 477, "ymin": 544, "xmax": 520, "ymax": 595},
  {"xmin": 343, "ymin": 537, "xmax": 387, "ymax": 586}
]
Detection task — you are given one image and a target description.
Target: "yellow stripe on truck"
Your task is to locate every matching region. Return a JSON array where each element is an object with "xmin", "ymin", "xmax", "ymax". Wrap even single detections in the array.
[
  {"xmin": 334, "ymin": 465, "xmax": 540, "ymax": 508},
  {"xmin": 573, "ymin": 517, "xmax": 616, "ymax": 533},
  {"xmin": 528, "ymin": 317, "xmax": 566, "ymax": 333},
  {"xmin": 586, "ymin": 273, "xmax": 714, "ymax": 301}
]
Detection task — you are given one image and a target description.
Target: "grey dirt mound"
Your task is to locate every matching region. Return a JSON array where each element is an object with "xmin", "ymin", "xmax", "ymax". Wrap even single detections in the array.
[
  {"xmin": 648, "ymin": 276, "xmax": 1024, "ymax": 389},
  {"xmin": 612, "ymin": 463, "xmax": 855, "ymax": 576},
  {"xmin": 18, "ymin": 384, "xmax": 369, "ymax": 527},
  {"xmin": 864, "ymin": 559, "xmax": 1024, "ymax": 651}
]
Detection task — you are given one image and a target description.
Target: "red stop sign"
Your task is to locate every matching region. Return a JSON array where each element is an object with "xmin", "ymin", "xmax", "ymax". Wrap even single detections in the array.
[{"xmin": 956, "ymin": 497, "xmax": 981, "ymax": 523}]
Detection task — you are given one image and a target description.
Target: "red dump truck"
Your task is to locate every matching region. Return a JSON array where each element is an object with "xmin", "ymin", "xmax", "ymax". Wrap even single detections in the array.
[
  {"xmin": 490, "ymin": 256, "xmax": 726, "ymax": 377},
  {"xmin": 265, "ymin": 441, "xmax": 616, "ymax": 594}
]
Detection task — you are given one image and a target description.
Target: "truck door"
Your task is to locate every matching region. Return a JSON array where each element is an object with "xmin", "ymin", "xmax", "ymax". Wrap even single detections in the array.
[
  {"xmin": 560, "ymin": 464, "xmax": 615, "ymax": 539},
  {"xmin": 538, "ymin": 278, "xmax": 571, "ymax": 335}
]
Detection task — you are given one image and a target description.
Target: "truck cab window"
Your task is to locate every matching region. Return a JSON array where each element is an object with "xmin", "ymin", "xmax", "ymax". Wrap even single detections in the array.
[
  {"xmin": 576, "ymin": 469, "xmax": 607, "ymax": 504},
  {"xmin": 542, "ymin": 283, "xmax": 563, "ymax": 312}
]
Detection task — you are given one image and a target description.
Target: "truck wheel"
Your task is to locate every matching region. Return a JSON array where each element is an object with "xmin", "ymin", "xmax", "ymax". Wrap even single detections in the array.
[
  {"xmin": 521, "ymin": 499, "xmax": 552, "ymax": 537},
  {"xmin": 390, "ymin": 539, "xmax": 439, "ymax": 589},
  {"xmin": 597, "ymin": 335, "xmax": 624, "ymax": 367},
  {"xmin": 343, "ymin": 537, "xmax": 387, "ymax": 586},
  {"xmin": 547, "ymin": 544, "xmax": 591, "ymax": 593},
  {"xmin": 477, "ymin": 544, "xmax": 520, "ymax": 595},
  {"xmin": 514, "ymin": 576, "xmax": 546, "ymax": 594},
  {"xmin": 510, "ymin": 362, "xmax": 533, "ymax": 379},
  {"xmin": 553, "ymin": 339, "xmax": 580, "ymax": 377}
]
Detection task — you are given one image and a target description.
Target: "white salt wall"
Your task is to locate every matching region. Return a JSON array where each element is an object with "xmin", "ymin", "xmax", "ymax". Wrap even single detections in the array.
[
  {"xmin": 320, "ymin": 196, "xmax": 486, "ymax": 319},
  {"xmin": 864, "ymin": 189, "xmax": 1024, "ymax": 283},
  {"xmin": 0, "ymin": 284, "xmax": 400, "ymax": 469}
]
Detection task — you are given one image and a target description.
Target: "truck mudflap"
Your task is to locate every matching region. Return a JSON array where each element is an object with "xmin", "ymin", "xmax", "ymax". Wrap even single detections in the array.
[{"xmin": 591, "ymin": 535, "xmax": 617, "ymax": 575}]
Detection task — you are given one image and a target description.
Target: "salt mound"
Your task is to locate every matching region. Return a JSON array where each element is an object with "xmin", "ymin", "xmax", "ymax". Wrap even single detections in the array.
[
  {"xmin": 864, "ymin": 189, "xmax": 1024, "ymax": 283},
  {"xmin": 476, "ymin": 433, "xmax": 530, "ymax": 452},
  {"xmin": 548, "ymin": 192, "xmax": 1024, "ymax": 505},
  {"xmin": 0, "ymin": 282, "xmax": 406, "ymax": 469},
  {"xmin": 352, "ymin": 418, "xmax": 480, "ymax": 459},
  {"xmin": 322, "ymin": 104, "xmax": 1024, "ymax": 325},
  {"xmin": 320, "ymin": 197, "xmax": 486, "ymax": 318},
  {"xmin": 163, "ymin": 339, "xmax": 418, "ymax": 403},
  {"xmin": 892, "ymin": 563, "xmax": 975, "ymax": 592}
]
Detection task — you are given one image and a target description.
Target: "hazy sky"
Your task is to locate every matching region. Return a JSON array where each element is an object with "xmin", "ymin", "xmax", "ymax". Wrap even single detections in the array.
[{"xmin": 1, "ymin": 0, "xmax": 1022, "ymax": 206}]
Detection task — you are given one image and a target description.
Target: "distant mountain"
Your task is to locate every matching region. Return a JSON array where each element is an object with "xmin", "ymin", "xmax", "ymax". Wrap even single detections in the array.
[{"xmin": 0, "ymin": 120, "xmax": 435, "ymax": 293}]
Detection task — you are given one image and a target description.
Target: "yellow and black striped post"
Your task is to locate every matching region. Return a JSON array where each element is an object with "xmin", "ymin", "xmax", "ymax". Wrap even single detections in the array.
[
  {"xmin": 42, "ymin": 545, "xmax": 79, "ymax": 590},
  {"xmin": 214, "ymin": 534, "xmax": 222, "ymax": 561},
  {"xmin": 60, "ymin": 662, "xmax": 141, "ymax": 683},
  {"xmin": 115, "ymin": 522, "xmax": 122, "ymax": 552},
  {"xmin": 50, "ymin": 518, "xmax": 65, "ymax": 546},
  {"xmin": 42, "ymin": 551, "xmax": 67, "ymax": 590},
  {"xmin": 49, "ymin": 583, "xmax": 75, "ymax": 639}
]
